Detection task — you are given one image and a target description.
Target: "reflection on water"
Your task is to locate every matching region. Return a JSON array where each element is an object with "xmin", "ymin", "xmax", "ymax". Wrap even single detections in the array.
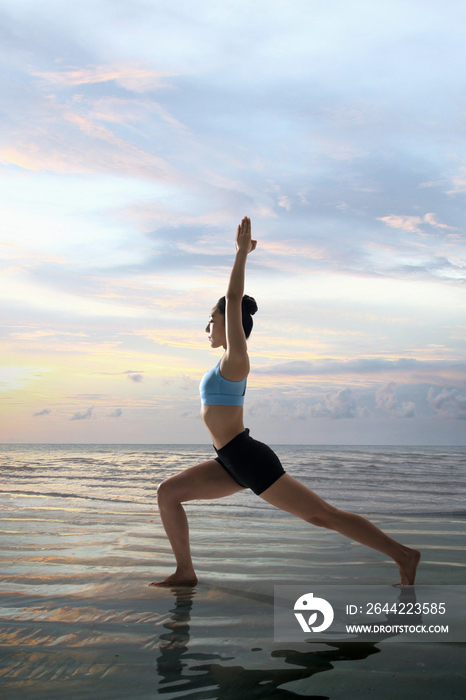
[
  {"xmin": 1, "ymin": 576, "xmax": 465, "ymax": 698},
  {"xmin": 156, "ymin": 585, "xmax": 383, "ymax": 699}
]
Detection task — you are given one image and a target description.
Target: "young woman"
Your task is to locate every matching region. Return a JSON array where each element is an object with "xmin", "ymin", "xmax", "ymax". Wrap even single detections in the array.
[{"xmin": 151, "ymin": 217, "xmax": 421, "ymax": 587}]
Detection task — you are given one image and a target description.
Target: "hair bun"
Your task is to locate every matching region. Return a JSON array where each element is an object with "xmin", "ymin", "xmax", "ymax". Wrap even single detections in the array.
[{"xmin": 243, "ymin": 295, "xmax": 258, "ymax": 316}]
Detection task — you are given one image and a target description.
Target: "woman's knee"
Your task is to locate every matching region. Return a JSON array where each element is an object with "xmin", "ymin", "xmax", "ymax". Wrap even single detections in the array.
[{"xmin": 156, "ymin": 478, "xmax": 180, "ymax": 506}]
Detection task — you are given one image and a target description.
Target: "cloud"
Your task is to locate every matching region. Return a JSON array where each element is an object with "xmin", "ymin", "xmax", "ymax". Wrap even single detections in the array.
[
  {"xmin": 310, "ymin": 388, "xmax": 357, "ymax": 419},
  {"xmin": 377, "ymin": 215, "xmax": 423, "ymax": 233},
  {"xmin": 127, "ymin": 373, "xmax": 144, "ymax": 383},
  {"xmin": 33, "ymin": 408, "xmax": 51, "ymax": 417},
  {"xmin": 278, "ymin": 195, "xmax": 291, "ymax": 211},
  {"xmin": 180, "ymin": 375, "xmax": 197, "ymax": 391},
  {"xmin": 2, "ymin": 0, "xmax": 466, "ymax": 448},
  {"xmin": 70, "ymin": 407, "xmax": 93, "ymax": 421},
  {"xmin": 401, "ymin": 402, "xmax": 417, "ymax": 418},
  {"xmin": 254, "ymin": 358, "xmax": 466, "ymax": 381},
  {"xmin": 180, "ymin": 409, "xmax": 201, "ymax": 419},
  {"xmin": 247, "ymin": 395, "xmax": 288, "ymax": 418},
  {"xmin": 31, "ymin": 64, "xmax": 177, "ymax": 92},
  {"xmin": 422, "ymin": 213, "xmax": 456, "ymax": 231},
  {"xmin": 0, "ymin": 66, "xmax": 185, "ymax": 183},
  {"xmin": 107, "ymin": 408, "xmax": 122, "ymax": 418},
  {"xmin": 377, "ymin": 213, "xmax": 457, "ymax": 236},
  {"xmin": 289, "ymin": 402, "xmax": 311, "ymax": 420},
  {"xmin": 247, "ymin": 392, "xmax": 317, "ymax": 420},
  {"xmin": 248, "ymin": 389, "xmax": 371, "ymax": 421},
  {"xmin": 427, "ymin": 388, "xmax": 466, "ymax": 420},
  {"xmin": 375, "ymin": 382, "xmax": 415, "ymax": 418}
]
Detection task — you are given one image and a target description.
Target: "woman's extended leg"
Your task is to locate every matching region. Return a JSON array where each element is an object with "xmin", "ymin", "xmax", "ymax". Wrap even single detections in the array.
[
  {"xmin": 260, "ymin": 474, "xmax": 420, "ymax": 585},
  {"xmin": 150, "ymin": 459, "xmax": 246, "ymax": 586}
]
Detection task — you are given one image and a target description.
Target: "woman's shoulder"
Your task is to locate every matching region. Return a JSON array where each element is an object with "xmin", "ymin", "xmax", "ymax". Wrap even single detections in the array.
[{"xmin": 219, "ymin": 352, "xmax": 249, "ymax": 383}]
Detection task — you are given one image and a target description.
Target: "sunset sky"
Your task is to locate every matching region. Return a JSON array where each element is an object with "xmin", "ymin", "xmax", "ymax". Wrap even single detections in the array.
[{"xmin": 1, "ymin": 0, "xmax": 465, "ymax": 444}]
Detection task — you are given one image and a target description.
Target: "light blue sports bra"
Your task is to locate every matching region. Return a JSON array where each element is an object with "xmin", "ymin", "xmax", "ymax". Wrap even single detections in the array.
[{"xmin": 199, "ymin": 360, "xmax": 247, "ymax": 406}]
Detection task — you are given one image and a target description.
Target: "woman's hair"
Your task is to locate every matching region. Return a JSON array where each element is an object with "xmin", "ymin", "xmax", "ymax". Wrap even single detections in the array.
[{"xmin": 216, "ymin": 295, "xmax": 258, "ymax": 339}]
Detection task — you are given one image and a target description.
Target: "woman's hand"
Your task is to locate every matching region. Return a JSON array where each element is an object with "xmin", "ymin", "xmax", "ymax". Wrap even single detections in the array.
[{"xmin": 235, "ymin": 216, "xmax": 257, "ymax": 255}]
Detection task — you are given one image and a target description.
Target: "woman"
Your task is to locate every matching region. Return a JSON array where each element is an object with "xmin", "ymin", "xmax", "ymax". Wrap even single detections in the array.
[{"xmin": 151, "ymin": 217, "xmax": 421, "ymax": 587}]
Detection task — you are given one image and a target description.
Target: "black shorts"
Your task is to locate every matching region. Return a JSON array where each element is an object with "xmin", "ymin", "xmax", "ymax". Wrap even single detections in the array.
[{"xmin": 214, "ymin": 428, "xmax": 286, "ymax": 495}]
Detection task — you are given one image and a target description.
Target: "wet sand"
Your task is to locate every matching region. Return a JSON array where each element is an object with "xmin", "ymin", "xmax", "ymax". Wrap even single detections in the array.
[{"xmin": 1, "ymin": 496, "xmax": 465, "ymax": 699}]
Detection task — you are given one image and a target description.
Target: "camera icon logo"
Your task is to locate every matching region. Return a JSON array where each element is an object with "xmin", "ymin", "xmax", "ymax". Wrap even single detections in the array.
[{"xmin": 294, "ymin": 592, "xmax": 334, "ymax": 633}]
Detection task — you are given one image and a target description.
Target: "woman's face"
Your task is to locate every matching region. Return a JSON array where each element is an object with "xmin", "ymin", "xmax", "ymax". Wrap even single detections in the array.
[{"xmin": 205, "ymin": 307, "xmax": 226, "ymax": 349}]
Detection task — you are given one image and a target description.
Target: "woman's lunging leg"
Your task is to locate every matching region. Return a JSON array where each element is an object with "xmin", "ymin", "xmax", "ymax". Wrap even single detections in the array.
[
  {"xmin": 155, "ymin": 496, "xmax": 197, "ymax": 585},
  {"xmin": 320, "ymin": 507, "xmax": 420, "ymax": 584},
  {"xmin": 260, "ymin": 474, "xmax": 420, "ymax": 585},
  {"xmin": 150, "ymin": 459, "xmax": 246, "ymax": 586}
]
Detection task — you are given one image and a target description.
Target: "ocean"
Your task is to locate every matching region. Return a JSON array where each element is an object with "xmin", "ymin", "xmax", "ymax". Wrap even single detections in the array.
[{"xmin": 1, "ymin": 444, "xmax": 465, "ymax": 699}]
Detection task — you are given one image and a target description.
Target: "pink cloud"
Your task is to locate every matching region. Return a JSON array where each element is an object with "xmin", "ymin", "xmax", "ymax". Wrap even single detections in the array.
[{"xmin": 31, "ymin": 64, "xmax": 177, "ymax": 92}]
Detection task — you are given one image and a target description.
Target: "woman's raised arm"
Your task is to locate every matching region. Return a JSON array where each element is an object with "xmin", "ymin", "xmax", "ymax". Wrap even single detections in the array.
[{"xmin": 221, "ymin": 217, "xmax": 257, "ymax": 378}]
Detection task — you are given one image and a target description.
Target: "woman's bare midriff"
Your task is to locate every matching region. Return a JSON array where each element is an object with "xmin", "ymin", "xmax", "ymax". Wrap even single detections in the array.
[{"xmin": 201, "ymin": 404, "xmax": 245, "ymax": 450}]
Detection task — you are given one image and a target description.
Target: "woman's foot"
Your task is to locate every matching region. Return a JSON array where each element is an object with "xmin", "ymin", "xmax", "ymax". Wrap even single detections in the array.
[
  {"xmin": 149, "ymin": 570, "xmax": 198, "ymax": 587},
  {"xmin": 396, "ymin": 547, "xmax": 421, "ymax": 585}
]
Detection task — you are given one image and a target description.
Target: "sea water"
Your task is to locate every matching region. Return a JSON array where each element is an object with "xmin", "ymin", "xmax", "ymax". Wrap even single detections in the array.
[
  {"xmin": 1, "ymin": 444, "xmax": 465, "ymax": 699},
  {"xmin": 1, "ymin": 443, "xmax": 465, "ymax": 516}
]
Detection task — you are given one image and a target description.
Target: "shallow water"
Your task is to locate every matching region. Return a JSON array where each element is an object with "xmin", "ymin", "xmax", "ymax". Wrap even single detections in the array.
[{"xmin": 1, "ymin": 444, "xmax": 465, "ymax": 698}]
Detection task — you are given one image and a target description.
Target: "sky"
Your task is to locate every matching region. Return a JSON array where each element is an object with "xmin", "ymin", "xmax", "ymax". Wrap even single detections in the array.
[{"xmin": 1, "ymin": 0, "xmax": 465, "ymax": 444}]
